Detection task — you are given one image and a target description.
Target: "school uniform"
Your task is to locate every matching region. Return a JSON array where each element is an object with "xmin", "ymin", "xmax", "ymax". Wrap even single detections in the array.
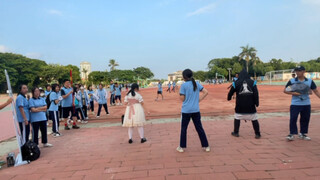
[
  {"xmin": 61, "ymin": 87, "xmax": 73, "ymax": 119},
  {"xmin": 172, "ymin": 82, "xmax": 176, "ymax": 92},
  {"xmin": 45, "ymin": 90, "xmax": 51, "ymax": 97},
  {"xmin": 96, "ymin": 88, "xmax": 109, "ymax": 116},
  {"xmin": 16, "ymin": 94, "xmax": 30, "ymax": 143},
  {"xmin": 179, "ymin": 81, "xmax": 209, "ymax": 148},
  {"xmin": 78, "ymin": 91, "xmax": 90, "ymax": 119},
  {"xmin": 110, "ymin": 84, "xmax": 116, "ymax": 105},
  {"xmin": 88, "ymin": 90, "xmax": 95, "ymax": 112},
  {"xmin": 285, "ymin": 77, "xmax": 317, "ymax": 135},
  {"xmin": 167, "ymin": 83, "xmax": 171, "ymax": 92},
  {"xmin": 29, "ymin": 97, "xmax": 48, "ymax": 145},
  {"xmin": 157, "ymin": 83, "xmax": 162, "ymax": 94},
  {"xmin": 115, "ymin": 86, "xmax": 122, "ymax": 101},
  {"xmin": 49, "ymin": 92, "xmax": 60, "ymax": 133}
]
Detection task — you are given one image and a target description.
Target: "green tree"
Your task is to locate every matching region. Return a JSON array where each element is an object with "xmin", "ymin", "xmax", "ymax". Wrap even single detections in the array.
[
  {"xmin": 88, "ymin": 71, "xmax": 109, "ymax": 85},
  {"xmin": 133, "ymin": 67, "xmax": 154, "ymax": 79},
  {"xmin": 238, "ymin": 44, "xmax": 257, "ymax": 72},
  {"xmin": 193, "ymin": 71, "xmax": 207, "ymax": 82},
  {"xmin": 108, "ymin": 59, "xmax": 119, "ymax": 71}
]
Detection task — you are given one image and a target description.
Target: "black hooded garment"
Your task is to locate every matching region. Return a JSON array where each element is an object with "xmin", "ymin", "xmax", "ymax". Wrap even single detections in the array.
[{"xmin": 227, "ymin": 69, "xmax": 259, "ymax": 114}]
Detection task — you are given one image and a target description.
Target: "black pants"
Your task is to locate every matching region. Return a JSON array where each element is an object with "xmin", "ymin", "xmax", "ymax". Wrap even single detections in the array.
[
  {"xmin": 97, "ymin": 104, "xmax": 109, "ymax": 116},
  {"xmin": 73, "ymin": 107, "xmax": 85, "ymax": 120},
  {"xmin": 290, "ymin": 105, "xmax": 311, "ymax": 134},
  {"xmin": 180, "ymin": 112, "xmax": 209, "ymax": 148},
  {"xmin": 58, "ymin": 105, "xmax": 63, "ymax": 118},
  {"xmin": 82, "ymin": 105, "xmax": 88, "ymax": 118},
  {"xmin": 233, "ymin": 119, "xmax": 260, "ymax": 135},
  {"xmin": 90, "ymin": 101, "xmax": 94, "ymax": 111},
  {"xmin": 19, "ymin": 122, "xmax": 30, "ymax": 143},
  {"xmin": 49, "ymin": 111, "xmax": 59, "ymax": 133},
  {"xmin": 32, "ymin": 121, "xmax": 48, "ymax": 145},
  {"xmin": 110, "ymin": 94, "xmax": 115, "ymax": 104}
]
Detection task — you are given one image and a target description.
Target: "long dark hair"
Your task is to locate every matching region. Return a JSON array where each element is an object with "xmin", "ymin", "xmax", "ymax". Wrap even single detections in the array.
[
  {"xmin": 18, "ymin": 84, "xmax": 27, "ymax": 96},
  {"xmin": 182, "ymin": 69, "xmax": 197, "ymax": 91},
  {"xmin": 127, "ymin": 83, "xmax": 139, "ymax": 97}
]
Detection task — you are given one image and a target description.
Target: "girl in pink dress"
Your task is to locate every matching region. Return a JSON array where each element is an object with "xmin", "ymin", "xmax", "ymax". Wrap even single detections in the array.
[{"xmin": 123, "ymin": 83, "xmax": 147, "ymax": 144}]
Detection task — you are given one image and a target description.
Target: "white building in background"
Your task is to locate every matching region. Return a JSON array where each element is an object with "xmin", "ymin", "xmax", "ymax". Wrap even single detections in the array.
[
  {"xmin": 168, "ymin": 70, "xmax": 183, "ymax": 82},
  {"xmin": 80, "ymin": 61, "xmax": 91, "ymax": 81}
]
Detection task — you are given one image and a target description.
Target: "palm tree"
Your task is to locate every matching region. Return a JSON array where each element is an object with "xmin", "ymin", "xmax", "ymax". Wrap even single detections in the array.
[
  {"xmin": 251, "ymin": 54, "xmax": 261, "ymax": 79},
  {"xmin": 108, "ymin": 59, "xmax": 119, "ymax": 71},
  {"xmin": 238, "ymin": 45, "xmax": 257, "ymax": 72},
  {"xmin": 82, "ymin": 68, "xmax": 88, "ymax": 81}
]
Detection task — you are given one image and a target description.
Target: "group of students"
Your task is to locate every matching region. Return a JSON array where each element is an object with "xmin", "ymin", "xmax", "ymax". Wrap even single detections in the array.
[
  {"xmin": 155, "ymin": 80, "xmax": 178, "ymax": 101},
  {"xmin": 1, "ymin": 66, "xmax": 318, "ymax": 154}
]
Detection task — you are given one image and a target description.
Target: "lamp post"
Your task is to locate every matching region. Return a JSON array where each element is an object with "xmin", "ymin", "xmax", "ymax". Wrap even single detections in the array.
[{"xmin": 227, "ymin": 68, "xmax": 232, "ymax": 82}]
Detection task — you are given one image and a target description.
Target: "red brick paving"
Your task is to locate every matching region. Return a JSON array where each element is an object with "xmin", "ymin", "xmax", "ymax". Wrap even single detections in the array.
[{"xmin": 1, "ymin": 84, "xmax": 320, "ymax": 179}]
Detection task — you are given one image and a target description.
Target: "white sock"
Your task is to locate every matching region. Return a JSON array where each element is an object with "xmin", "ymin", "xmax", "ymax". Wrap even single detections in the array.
[
  {"xmin": 137, "ymin": 127, "xmax": 144, "ymax": 139},
  {"xmin": 128, "ymin": 127, "xmax": 133, "ymax": 139}
]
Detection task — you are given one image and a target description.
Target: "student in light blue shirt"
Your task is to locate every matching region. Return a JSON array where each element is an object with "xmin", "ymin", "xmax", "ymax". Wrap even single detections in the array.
[
  {"xmin": 172, "ymin": 81, "xmax": 176, "ymax": 93},
  {"xmin": 115, "ymin": 82, "xmax": 122, "ymax": 105},
  {"xmin": 166, "ymin": 82, "xmax": 171, "ymax": 93},
  {"xmin": 49, "ymin": 84, "xmax": 62, "ymax": 137},
  {"xmin": 45, "ymin": 85, "xmax": 51, "ymax": 97},
  {"xmin": 61, "ymin": 79, "xmax": 79, "ymax": 130},
  {"xmin": 29, "ymin": 87, "xmax": 52, "ymax": 147},
  {"xmin": 177, "ymin": 69, "xmax": 210, "ymax": 153},
  {"xmin": 284, "ymin": 66, "xmax": 320, "ymax": 141},
  {"xmin": 155, "ymin": 80, "xmax": 163, "ymax": 101},
  {"xmin": 16, "ymin": 84, "xmax": 30, "ymax": 143},
  {"xmin": 87, "ymin": 85, "xmax": 95, "ymax": 115},
  {"xmin": 95, "ymin": 84, "xmax": 110, "ymax": 118},
  {"xmin": 110, "ymin": 81, "xmax": 116, "ymax": 106}
]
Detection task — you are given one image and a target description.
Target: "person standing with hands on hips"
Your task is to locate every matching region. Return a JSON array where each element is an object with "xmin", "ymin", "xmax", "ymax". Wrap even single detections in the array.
[
  {"xmin": 284, "ymin": 66, "xmax": 320, "ymax": 141},
  {"xmin": 176, "ymin": 69, "xmax": 210, "ymax": 153}
]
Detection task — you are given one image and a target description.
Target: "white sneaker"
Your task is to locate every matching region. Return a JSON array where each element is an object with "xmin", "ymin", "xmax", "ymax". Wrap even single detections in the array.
[
  {"xmin": 203, "ymin": 147, "xmax": 211, "ymax": 152},
  {"xmin": 67, "ymin": 119, "xmax": 72, "ymax": 125},
  {"xmin": 53, "ymin": 133, "xmax": 61, "ymax": 137},
  {"xmin": 81, "ymin": 120, "xmax": 88, "ymax": 124},
  {"xmin": 286, "ymin": 134, "xmax": 295, "ymax": 141},
  {"xmin": 85, "ymin": 117, "xmax": 89, "ymax": 120},
  {"xmin": 116, "ymin": 103, "xmax": 120, "ymax": 106},
  {"xmin": 77, "ymin": 120, "xmax": 81, "ymax": 123},
  {"xmin": 91, "ymin": 112, "xmax": 95, "ymax": 115},
  {"xmin": 120, "ymin": 103, "xmax": 123, "ymax": 106},
  {"xmin": 96, "ymin": 116, "xmax": 100, "ymax": 118},
  {"xmin": 299, "ymin": 133, "xmax": 311, "ymax": 141},
  {"xmin": 43, "ymin": 143, "xmax": 53, "ymax": 148},
  {"xmin": 176, "ymin": 147, "xmax": 184, "ymax": 153}
]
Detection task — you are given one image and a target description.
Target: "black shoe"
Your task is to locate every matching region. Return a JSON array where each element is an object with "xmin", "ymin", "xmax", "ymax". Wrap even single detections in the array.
[
  {"xmin": 72, "ymin": 125, "xmax": 80, "ymax": 129},
  {"xmin": 128, "ymin": 139, "xmax": 133, "ymax": 144},
  {"xmin": 255, "ymin": 133, "xmax": 261, "ymax": 139},
  {"xmin": 141, "ymin": 138, "xmax": 147, "ymax": 143},
  {"xmin": 65, "ymin": 126, "xmax": 70, "ymax": 130},
  {"xmin": 231, "ymin": 132, "xmax": 239, "ymax": 137}
]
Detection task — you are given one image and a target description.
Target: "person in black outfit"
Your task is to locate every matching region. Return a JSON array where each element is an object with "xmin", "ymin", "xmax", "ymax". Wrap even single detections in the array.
[{"xmin": 227, "ymin": 69, "xmax": 261, "ymax": 139}]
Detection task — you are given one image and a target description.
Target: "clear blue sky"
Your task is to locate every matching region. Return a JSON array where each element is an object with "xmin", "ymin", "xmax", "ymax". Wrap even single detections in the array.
[{"xmin": 1, "ymin": 0, "xmax": 319, "ymax": 79}]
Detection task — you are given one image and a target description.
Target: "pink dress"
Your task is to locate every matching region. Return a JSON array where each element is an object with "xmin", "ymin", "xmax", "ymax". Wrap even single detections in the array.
[{"xmin": 122, "ymin": 92, "xmax": 146, "ymax": 127}]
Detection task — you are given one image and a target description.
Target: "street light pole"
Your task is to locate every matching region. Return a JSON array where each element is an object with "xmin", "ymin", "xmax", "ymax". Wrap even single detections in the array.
[{"xmin": 227, "ymin": 68, "xmax": 232, "ymax": 82}]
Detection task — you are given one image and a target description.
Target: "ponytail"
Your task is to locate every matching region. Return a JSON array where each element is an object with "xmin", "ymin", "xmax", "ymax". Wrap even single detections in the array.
[
  {"xmin": 127, "ymin": 83, "xmax": 139, "ymax": 97},
  {"xmin": 182, "ymin": 69, "xmax": 197, "ymax": 91},
  {"xmin": 191, "ymin": 78, "xmax": 197, "ymax": 91}
]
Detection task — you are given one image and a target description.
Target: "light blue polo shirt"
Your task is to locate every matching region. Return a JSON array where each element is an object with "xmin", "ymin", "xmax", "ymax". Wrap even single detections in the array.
[
  {"xmin": 97, "ymin": 89, "xmax": 107, "ymax": 104},
  {"xmin": 286, "ymin": 78, "xmax": 317, "ymax": 106},
  {"xmin": 158, "ymin": 83, "xmax": 162, "ymax": 92},
  {"xmin": 168, "ymin": 83, "xmax": 171, "ymax": 88},
  {"xmin": 16, "ymin": 94, "xmax": 30, "ymax": 122},
  {"xmin": 110, "ymin": 84, "xmax": 115, "ymax": 95},
  {"xmin": 180, "ymin": 81, "xmax": 204, "ymax": 113},
  {"xmin": 88, "ymin": 90, "xmax": 95, "ymax": 101},
  {"xmin": 49, "ymin": 92, "xmax": 59, "ymax": 111},
  {"xmin": 115, "ymin": 87, "xmax": 121, "ymax": 96},
  {"xmin": 78, "ymin": 91, "xmax": 89, "ymax": 107},
  {"xmin": 29, "ymin": 97, "xmax": 47, "ymax": 122},
  {"xmin": 61, "ymin": 87, "xmax": 73, "ymax": 107},
  {"xmin": 45, "ymin": 90, "xmax": 51, "ymax": 97},
  {"xmin": 173, "ymin": 82, "xmax": 176, "ymax": 87}
]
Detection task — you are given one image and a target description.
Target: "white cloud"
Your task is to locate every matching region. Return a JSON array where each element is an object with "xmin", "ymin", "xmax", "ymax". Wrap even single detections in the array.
[
  {"xmin": 187, "ymin": 3, "xmax": 216, "ymax": 17},
  {"xmin": 25, "ymin": 52, "xmax": 42, "ymax": 59},
  {"xmin": 47, "ymin": 9, "xmax": 63, "ymax": 16},
  {"xmin": 0, "ymin": 45, "xmax": 11, "ymax": 53}
]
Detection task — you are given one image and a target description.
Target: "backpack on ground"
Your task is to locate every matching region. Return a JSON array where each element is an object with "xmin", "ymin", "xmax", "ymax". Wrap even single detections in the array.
[{"xmin": 21, "ymin": 141, "xmax": 41, "ymax": 162}]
